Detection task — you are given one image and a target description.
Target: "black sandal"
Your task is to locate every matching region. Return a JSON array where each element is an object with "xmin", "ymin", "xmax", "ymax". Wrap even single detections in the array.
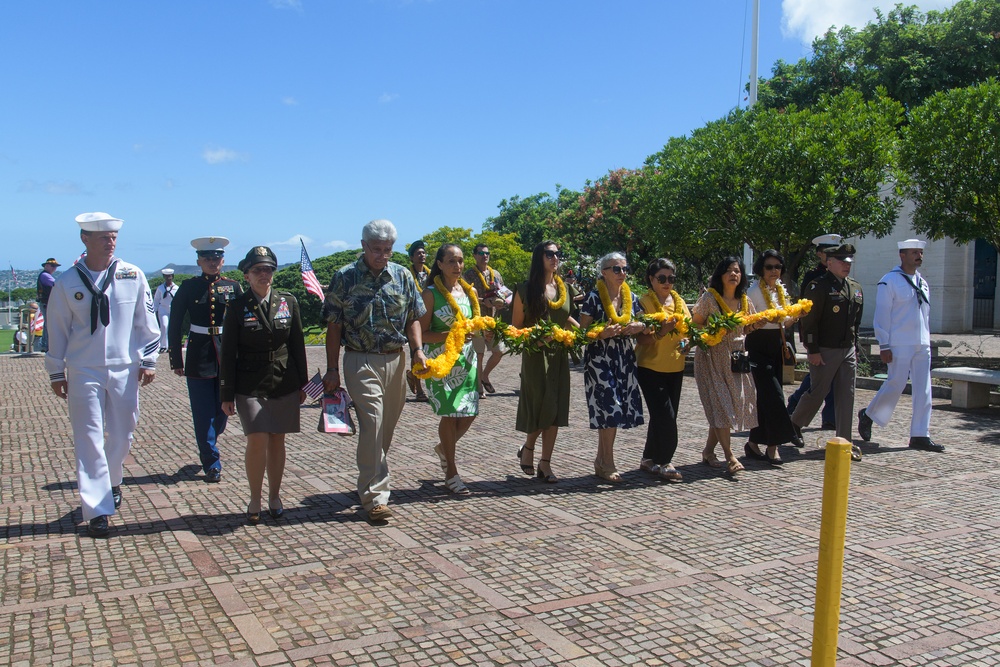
[
  {"xmin": 536, "ymin": 458, "xmax": 558, "ymax": 484},
  {"xmin": 517, "ymin": 445, "xmax": 535, "ymax": 476}
]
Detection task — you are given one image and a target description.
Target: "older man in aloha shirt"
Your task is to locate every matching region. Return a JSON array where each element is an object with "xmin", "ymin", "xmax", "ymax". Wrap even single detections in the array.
[{"xmin": 322, "ymin": 251, "xmax": 426, "ymax": 519}]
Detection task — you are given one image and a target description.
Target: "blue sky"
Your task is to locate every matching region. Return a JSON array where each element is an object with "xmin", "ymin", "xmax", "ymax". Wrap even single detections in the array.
[{"xmin": 2, "ymin": 0, "xmax": 954, "ymax": 274}]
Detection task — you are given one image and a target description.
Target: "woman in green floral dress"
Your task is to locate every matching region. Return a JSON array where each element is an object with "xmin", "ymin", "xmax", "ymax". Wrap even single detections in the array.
[{"xmin": 418, "ymin": 244, "xmax": 479, "ymax": 495}]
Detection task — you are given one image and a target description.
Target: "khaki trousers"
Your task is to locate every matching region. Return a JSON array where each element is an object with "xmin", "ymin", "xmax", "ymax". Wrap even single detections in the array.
[
  {"xmin": 791, "ymin": 346, "xmax": 856, "ymax": 442},
  {"xmin": 343, "ymin": 350, "xmax": 407, "ymax": 510}
]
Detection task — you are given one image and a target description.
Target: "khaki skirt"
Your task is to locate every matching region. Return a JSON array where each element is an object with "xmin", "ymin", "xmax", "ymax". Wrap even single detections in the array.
[{"xmin": 235, "ymin": 390, "xmax": 301, "ymax": 435}]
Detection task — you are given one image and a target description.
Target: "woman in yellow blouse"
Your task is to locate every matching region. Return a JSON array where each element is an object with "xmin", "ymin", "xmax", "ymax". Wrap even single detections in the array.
[{"xmin": 635, "ymin": 258, "xmax": 691, "ymax": 481}]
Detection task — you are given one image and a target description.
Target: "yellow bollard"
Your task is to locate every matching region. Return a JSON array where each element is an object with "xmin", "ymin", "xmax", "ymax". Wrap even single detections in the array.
[{"xmin": 811, "ymin": 437, "xmax": 852, "ymax": 666}]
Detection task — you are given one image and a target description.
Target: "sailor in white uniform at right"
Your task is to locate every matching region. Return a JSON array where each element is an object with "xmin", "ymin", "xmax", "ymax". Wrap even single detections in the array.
[
  {"xmin": 857, "ymin": 239, "xmax": 944, "ymax": 452},
  {"xmin": 44, "ymin": 212, "xmax": 160, "ymax": 538}
]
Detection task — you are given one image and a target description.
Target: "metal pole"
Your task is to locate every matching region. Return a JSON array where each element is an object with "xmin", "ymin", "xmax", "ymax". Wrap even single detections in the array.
[
  {"xmin": 742, "ymin": 0, "xmax": 760, "ymax": 270},
  {"xmin": 811, "ymin": 437, "xmax": 852, "ymax": 665}
]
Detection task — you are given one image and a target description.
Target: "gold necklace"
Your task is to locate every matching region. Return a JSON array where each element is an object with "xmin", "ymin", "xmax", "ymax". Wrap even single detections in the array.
[
  {"xmin": 597, "ymin": 280, "xmax": 632, "ymax": 325},
  {"xmin": 707, "ymin": 288, "xmax": 748, "ymax": 315},
  {"xmin": 433, "ymin": 276, "xmax": 481, "ymax": 320},
  {"xmin": 548, "ymin": 275, "xmax": 567, "ymax": 310}
]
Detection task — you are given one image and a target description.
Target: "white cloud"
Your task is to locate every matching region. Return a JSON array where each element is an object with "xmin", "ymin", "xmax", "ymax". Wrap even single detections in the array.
[
  {"xmin": 324, "ymin": 240, "xmax": 350, "ymax": 250},
  {"xmin": 282, "ymin": 96, "xmax": 298, "ymax": 106},
  {"xmin": 268, "ymin": 234, "xmax": 312, "ymax": 247},
  {"xmin": 17, "ymin": 179, "xmax": 85, "ymax": 195},
  {"xmin": 782, "ymin": 0, "xmax": 957, "ymax": 44},
  {"xmin": 378, "ymin": 92, "xmax": 399, "ymax": 104},
  {"xmin": 269, "ymin": 0, "xmax": 302, "ymax": 11},
  {"xmin": 202, "ymin": 147, "xmax": 249, "ymax": 164}
]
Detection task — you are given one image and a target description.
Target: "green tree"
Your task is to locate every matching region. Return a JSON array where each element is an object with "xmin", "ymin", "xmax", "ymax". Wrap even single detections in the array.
[
  {"xmin": 484, "ymin": 187, "xmax": 580, "ymax": 251},
  {"xmin": 900, "ymin": 78, "xmax": 1000, "ymax": 252}
]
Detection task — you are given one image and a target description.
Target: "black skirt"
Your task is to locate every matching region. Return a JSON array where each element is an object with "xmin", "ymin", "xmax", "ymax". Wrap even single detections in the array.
[{"xmin": 746, "ymin": 328, "xmax": 796, "ymax": 446}]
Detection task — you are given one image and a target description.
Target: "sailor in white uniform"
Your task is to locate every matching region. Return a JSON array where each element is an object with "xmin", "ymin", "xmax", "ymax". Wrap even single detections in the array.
[
  {"xmin": 152, "ymin": 268, "xmax": 177, "ymax": 353},
  {"xmin": 44, "ymin": 212, "xmax": 160, "ymax": 538},
  {"xmin": 857, "ymin": 239, "xmax": 944, "ymax": 452}
]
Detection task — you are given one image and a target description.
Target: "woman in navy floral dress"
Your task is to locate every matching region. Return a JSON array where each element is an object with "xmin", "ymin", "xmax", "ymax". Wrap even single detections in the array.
[{"xmin": 579, "ymin": 252, "xmax": 647, "ymax": 482}]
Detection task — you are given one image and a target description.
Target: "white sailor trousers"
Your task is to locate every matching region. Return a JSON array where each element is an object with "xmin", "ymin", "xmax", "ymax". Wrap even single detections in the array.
[
  {"xmin": 866, "ymin": 344, "xmax": 931, "ymax": 437},
  {"xmin": 67, "ymin": 363, "xmax": 140, "ymax": 520}
]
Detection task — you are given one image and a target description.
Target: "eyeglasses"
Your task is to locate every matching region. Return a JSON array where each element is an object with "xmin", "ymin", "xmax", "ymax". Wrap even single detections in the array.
[
  {"xmin": 763, "ymin": 263, "xmax": 783, "ymax": 271},
  {"xmin": 476, "ymin": 250, "xmax": 490, "ymax": 256},
  {"xmin": 543, "ymin": 250, "xmax": 564, "ymax": 260},
  {"xmin": 603, "ymin": 265, "xmax": 630, "ymax": 275},
  {"xmin": 654, "ymin": 274, "xmax": 676, "ymax": 284},
  {"xmin": 250, "ymin": 266, "xmax": 275, "ymax": 274}
]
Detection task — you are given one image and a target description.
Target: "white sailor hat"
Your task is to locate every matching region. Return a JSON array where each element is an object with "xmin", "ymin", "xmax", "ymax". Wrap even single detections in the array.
[
  {"xmin": 161, "ymin": 268, "xmax": 175, "ymax": 276},
  {"xmin": 191, "ymin": 236, "xmax": 230, "ymax": 257},
  {"xmin": 897, "ymin": 238, "xmax": 927, "ymax": 250},
  {"xmin": 812, "ymin": 233, "xmax": 843, "ymax": 249},
  {"xmin": 75, "ymin": 212, "xmax": 123, "ymax": 232}
]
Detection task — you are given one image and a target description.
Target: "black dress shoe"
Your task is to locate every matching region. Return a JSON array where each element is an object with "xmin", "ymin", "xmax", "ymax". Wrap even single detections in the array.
[
  {"xmin": 268, "ymin": 499, "xmax": 284, "ymax": 519},
  {"xmin": 744, "ymin": 443, "xmax": 767, "ymax": 461},
  {"xmin": 88, "ymin": 515, "xmax": 110, "ymax": 538},
  {"xmin": 205, "ymin": 468, "xmax": 222, "ymax": 483},
  {"xmin": 112, "ymin": 486, "xmax": 122, "ymax": 509},
  {"xmin": 791, "ymin": 423, "xmax": 805, "ymax": 448},
  {"xmin": 857, "ymin": 409, "xmax": 873, "ymax": 441},
  {"xmin": 909, "ymin": 437, "xmax": 945, "ymax": 453}
]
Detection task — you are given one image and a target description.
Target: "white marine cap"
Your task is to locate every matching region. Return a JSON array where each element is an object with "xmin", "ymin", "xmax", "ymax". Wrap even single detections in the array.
[
  {"xmin": 897, "ymin": 238, "xmax": 927, "ymax": 250},
  {"xmin": 190, "ymin": 236, "xmax": 230, "ymax": 256},
  {"xmin": 812, "ymin": 233, "xmax": 843, "ymax": 249},
  {"xmin": 161, "ymin": 268, "xmax": 175, "ymax": 276},
  {"xmin": 75, "ymin": 212, "xmax": 123, "ymax": 232}
]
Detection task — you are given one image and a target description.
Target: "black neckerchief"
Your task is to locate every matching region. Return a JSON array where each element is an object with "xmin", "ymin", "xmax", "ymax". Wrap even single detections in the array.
[
  {"xmin": 892, "ymin": 267, "xmax": 929, "ymax": 306},
  {"xmin": 75, "ymin": 259, "xmax": 119, "ymax": 334}
]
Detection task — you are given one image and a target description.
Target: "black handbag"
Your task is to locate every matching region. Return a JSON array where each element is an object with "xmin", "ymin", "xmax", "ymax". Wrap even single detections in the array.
[{"xmin": 730, "ymin": 350, "xmax": 751, "ymax": 373}]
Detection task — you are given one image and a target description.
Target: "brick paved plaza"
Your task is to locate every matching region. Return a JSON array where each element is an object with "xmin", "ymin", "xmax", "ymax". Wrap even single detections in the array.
[{"xmin": 3, "ymin": 346, "xmax": 1000, "ymax": 666}]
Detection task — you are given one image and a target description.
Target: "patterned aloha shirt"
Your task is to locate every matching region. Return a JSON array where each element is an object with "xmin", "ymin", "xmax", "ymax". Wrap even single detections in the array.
[{"xmin": 322, "ymin": 258, "xmax": 426, "ymax": 353}]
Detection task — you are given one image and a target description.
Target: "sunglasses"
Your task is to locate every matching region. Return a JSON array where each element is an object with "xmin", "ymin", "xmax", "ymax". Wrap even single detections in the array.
[
  {"xmin": 476, "ymin": 250, "xmax": 490, "ymax": 256},
  {"xmin": 654, "ymin": 274, "xmax": 677, "ymax": 284},
  {"xmin": 250, "ymin": 266, "xmax": 275, "ymax": 274},
  {"xmin": 763, "ymin": 263, "xmax": 783, "ymax": 271},
  {"xmin": 603, "ymin": 265, "xmax": 630, "ymax": 275},
  {"xmin": 543, "ymin": 250, "xmax": 564, "ymax": 260}
]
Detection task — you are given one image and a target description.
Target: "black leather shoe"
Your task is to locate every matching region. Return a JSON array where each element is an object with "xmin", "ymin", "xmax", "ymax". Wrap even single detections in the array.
[
  {"xmin": 268, "ymin": 499, "xmax": 284, "ymax": 519},
  {"xmin": 112, "ymin": 486, "xmax": 122, "ymax": 509},
  {"xmin": 909, "ymin": 437, "xmax": 945, "ymax": 453},
  {"xmin": 857, "ymin": 409, "xmax": 873, "ymax": 442},
  {"xmin": 88, "ymin": 515, "xmax": 110, "ymax": 538},
  {"xmin": 791, "ymin": 423, "xmax": 805, "ymax": 448},
  {"xmin": 205, "ymin": 468, "xmax": 222, "ymax": 483},
  {"xmin": 744, "ymin": 443, "xmax": 767, "ymax": 461}
]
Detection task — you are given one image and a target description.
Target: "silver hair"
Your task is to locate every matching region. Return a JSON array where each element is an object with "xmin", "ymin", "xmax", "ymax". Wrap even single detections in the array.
[
  {"xmin": 598, "ymin": 251, "xmax": 627, "ymax": 271},
  {"xmin": 362, "ymin": 219, "xmax": 398, "ymax": 243}
]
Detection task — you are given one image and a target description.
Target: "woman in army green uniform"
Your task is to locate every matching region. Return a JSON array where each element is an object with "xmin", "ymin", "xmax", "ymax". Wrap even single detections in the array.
[{"xmin": 220, "ymin": 246, "xmax": 308, "ymax": 525}]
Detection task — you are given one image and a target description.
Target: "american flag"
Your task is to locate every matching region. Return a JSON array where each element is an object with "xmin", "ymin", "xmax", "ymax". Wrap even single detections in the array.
[
  {"xmin": 300, "ymin": 240, "xmax": 325, "ymax": 300},
  {"xmin": 8, "ymin": 263, "xmax": 15, "ymax": 286},
  {"xmin": 302, "ymin": 371, "xmax": 325, "ymax": 400},
  {"xmin": 31, "ymin": 309, "xmax": 44, "ymax": 334}
]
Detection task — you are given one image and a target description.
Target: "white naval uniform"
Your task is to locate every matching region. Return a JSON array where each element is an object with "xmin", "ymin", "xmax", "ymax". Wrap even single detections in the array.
[
  {"xmin": 153, "ymin": 282, "xmax": 178, "ymax": 350},
  {"xmin": 44, "ymin": 259, "xmax": 160, "ymax": 520},
  {"xmin": 865, "ymin": 267, "xmax": 932, "ymax": 437}
]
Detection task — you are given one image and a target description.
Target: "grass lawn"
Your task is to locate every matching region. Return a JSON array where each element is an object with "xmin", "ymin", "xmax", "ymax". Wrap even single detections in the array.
[{"xmin": 0, "ymin": 329, "xmax": 16, "ymax": 351}]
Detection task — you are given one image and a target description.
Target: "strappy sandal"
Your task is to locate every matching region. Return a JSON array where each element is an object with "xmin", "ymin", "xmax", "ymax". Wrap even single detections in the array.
[
  {"xmin": 433, "ymin": 443, "xmax": 448, "ymax": 475},
  {"xmin": 726, "ymin": 458, "xmax": 745, "ymax": 475},
  {"xmin": 537, "ymin": 458, "xmax": 559, "ymax": 484},
  {"xmin": 445, "ymin": 475, "xmax": 471, "ymax": 495},
  {"xmin": 517, "ymin": 445, "xmax": 535, "ymax": 476},
  {"xmin": 640, "ymin": 458, "xmax": 661, "ymax": 475},
  {"xmin": 701, "ymin": 450, "xmax": 722, "ymax": 468},
  {"xmin": 594, "ymin": 461, "xmax": 622, "ymax": 483},
  {"xmin": 659, "ymin": 465, "xmax": 683, "ymax": 482}
]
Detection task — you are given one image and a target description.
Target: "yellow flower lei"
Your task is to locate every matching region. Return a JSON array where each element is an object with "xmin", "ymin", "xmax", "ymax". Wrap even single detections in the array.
[
  {"xmin": 473, "ymin": 265, "xmax": 496, "ymax": 293},
  {"xmin": 410, "ymin": 264, "xmax": 430, "ymax": 286},
  {"xmin": 760, "ymin": 281, "xmax": 789, "ymax": 310},
  {"xmin": 412, "ymin": 277, "xmax": 485, "ymax": 379},
  {"xmin": 548, "ymin": 275, "xmax": 567, "ymax": 310},
  {"xmin": 643, "ymin": 290, "xmax": 688, "ymax": 337},
  {"xmin": 707, "ymin": 288, "xmax": 749, "ymax": 316},
  {"xmin": 597, "ymin": 279, "xmax": 632, "ymax": 325}
]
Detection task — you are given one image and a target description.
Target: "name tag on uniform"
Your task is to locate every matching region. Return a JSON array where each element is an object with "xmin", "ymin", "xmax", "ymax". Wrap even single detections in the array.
[{"xmin": 115, "ymin": 268, "xmax": 137, "ymax": 280}]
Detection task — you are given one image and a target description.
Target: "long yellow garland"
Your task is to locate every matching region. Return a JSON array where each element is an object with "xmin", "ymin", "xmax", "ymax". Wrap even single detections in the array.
[
  {"xmin": 642, "ymin": 290, "xmax": 688, "ymax": 337},
  {"xmin": 548, "ymin": 275, "xmax": 567, "ymax": 310},
  {"xmin": 410, "ymin": 264, "xmax": 430, "ymax": 286},
  {"xmin": 473, "ymin": 265, "xmax": 496, "ymax": 293},
  {"xmin": 413, "ymin": 277, "xmax": 488, "ymax": 380},
  {"xmin": 597, "ymin": 279, "xmax": 632, "ymax": 325}
]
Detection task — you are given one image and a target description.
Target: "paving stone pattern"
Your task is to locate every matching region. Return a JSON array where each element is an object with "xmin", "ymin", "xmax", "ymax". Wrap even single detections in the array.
[{"xmin": 2, "ymin": 346, "xmax": 1000, "ymax": 666}]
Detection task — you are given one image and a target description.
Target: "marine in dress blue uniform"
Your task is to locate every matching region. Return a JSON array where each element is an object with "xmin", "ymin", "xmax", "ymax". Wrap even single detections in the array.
[
  {"xmin": 167, "ymin": 237, "xmax": 243, "ymax": 482},
  {"xmin": 45, "ymin": 212, "xmax": 159, "ymax": 538}
]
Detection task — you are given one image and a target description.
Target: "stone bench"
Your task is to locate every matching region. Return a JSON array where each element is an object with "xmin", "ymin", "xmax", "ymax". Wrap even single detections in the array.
[
  {"xmin": 930, "ymin": 367, "xmax": 1000, "ymax": 409},
  {"xmin": 858, "ymin": 337, "xmax": 952, "ymax": 359}
]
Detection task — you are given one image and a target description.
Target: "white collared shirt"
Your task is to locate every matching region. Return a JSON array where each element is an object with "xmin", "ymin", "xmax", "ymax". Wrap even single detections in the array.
[{"xmin": 873, "ymin": 268, "xmax": 931, "ymax": 349}]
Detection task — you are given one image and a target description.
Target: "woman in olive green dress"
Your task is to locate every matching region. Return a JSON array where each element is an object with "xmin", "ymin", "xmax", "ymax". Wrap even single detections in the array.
[
  {"xmin": 419, "ymin": 244, "xmax": 479, "ymax": 495},
  {"xmin": 512, "ymin": 240, "xmax": 578, "ymax": 484}
]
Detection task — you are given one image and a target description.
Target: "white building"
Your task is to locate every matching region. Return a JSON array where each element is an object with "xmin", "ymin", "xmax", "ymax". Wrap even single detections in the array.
[{"xmin": 846, "ymin": 200, "xmax": 999, "ymax": 333}]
